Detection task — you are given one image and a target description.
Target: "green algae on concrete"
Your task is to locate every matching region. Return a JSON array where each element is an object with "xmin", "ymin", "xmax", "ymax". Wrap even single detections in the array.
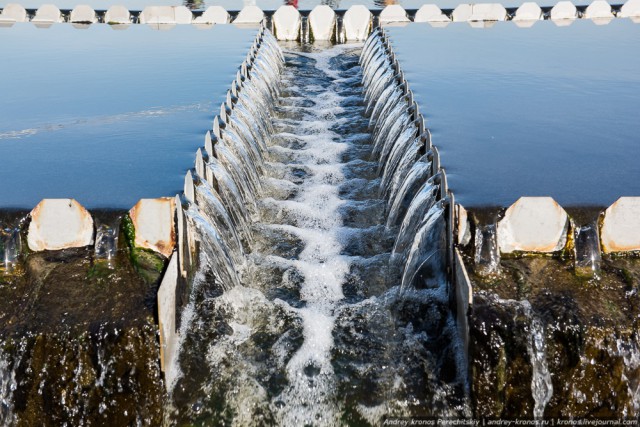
[{"xmin": 0, "ymin": 212, "xmax": 167, "ymax": 425}]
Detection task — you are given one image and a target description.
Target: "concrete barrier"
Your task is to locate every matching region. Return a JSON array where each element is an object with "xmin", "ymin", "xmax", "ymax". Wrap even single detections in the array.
[
  {"xmin": 551, "ymin": 1, "xmax": 578, "ymax": 22},
  {"xmin": 414, "ymin": 4, "xmax": 451, "ymax": 23},
  {"xmin": 105, "ymin": 5, "xmax": 130, "ymax": 24},
  {"xmin": 620, "ymin": 0, "xmax": 640, "ymax": 17},
  {"xmin": 457, "ymin": 204, "xmax": 471, "ymax": 246},
  {"xmin": 585, "ymin": 0, "xmax": 614, "ymax": 18},
  {"xmin": 157, "ymin": 251, "xmax": 178, "ymax": 377},
  {"xmin": 452, "ymin": 4, "xmax": 473, "ymax": 21},
  {"xmin": 184, "ymin": 170, "xmax": 196, "ymax": 203},
  {"xmin": 309, "ymin": 5, "xmax": 335, "ymax": 41},
  {"xmin": 233, "ymin": 5, "xmax": 264, "ymax": 24},
  {"xmin": 469, "ymin": 3, "xmax": 508, "ymax": 21},
  {"xmin": 513, "ymin": 2, "xmax": 544, "ymax": 21},
  {"xmin": 379, "ymin": 4, "xmax": 411, "ymax": 24},
  {"xmin": 129, "ymin": 198, "xmax": 176, "ymax": 258},
  {"xmin": 343, "ymin": 5, "xmax": 372, "ymax": 40},
  {"xmin": 27, "ymin": 199, "xmax": 94, "ymax": 251},
  {"xmin": 455, "ymin": 248, "xmax": 472, "ymax": 357},
  {"xmin": 0, "ymin": 3, "xmax": 28, "ymax": 24},
  {"xmin": 32, "ymin": 4, "xmax": 63, "ymax": 26},
  {"xmin": 193, "ymin": 6, "xmax": 230, "ymax": 24},
  {"xmin": 70, "ymin": 5, "xmax": 97, "ymax": 23},
  {"xmin": 139, "ymin": 6, "xmax": 192, "ymax": 24},
  {"xmin": 497, "ymin": 197, "xmax": 569, "ymax": 254},
  {"xmin": 601, "ymin": 197, "xmax": 640, "ymax": 253},
  {"xmin": 272, "ymin": 5, "xmax": 300, "ymax": 41}
]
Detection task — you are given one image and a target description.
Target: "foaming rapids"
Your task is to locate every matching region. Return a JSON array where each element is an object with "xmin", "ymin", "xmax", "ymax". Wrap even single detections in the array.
[{"xmin": 166, "ymin": 31, "xmax": 469, "ymax": 425}]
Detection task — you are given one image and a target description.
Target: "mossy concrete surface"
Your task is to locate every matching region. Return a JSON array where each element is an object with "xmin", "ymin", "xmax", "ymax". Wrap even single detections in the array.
[{"xmin": 466, "ymin": 254, "xmax": 640, "ymax": 419}]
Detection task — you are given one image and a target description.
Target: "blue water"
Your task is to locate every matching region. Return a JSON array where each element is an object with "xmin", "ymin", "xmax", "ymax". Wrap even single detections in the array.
[
  {"xmin": 0, "ymin": 23, "xmax": 255, "ymax": 209},
  {"xmin": 387, "ymin": 19, "xmax": 640, "ymax": 208}
]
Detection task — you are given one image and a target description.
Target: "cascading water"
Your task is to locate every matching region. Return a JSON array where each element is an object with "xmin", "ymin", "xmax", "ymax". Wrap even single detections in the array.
[{"xmin": 167, "ymin": 30, "xmax": 469, "ymax": 425}]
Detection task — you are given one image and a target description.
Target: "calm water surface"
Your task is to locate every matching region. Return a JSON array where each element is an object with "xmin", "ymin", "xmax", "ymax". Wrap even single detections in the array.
[
  {"xmin": 0, "ymin": 23, "xmax": 255, "ymax": 209},
  {"xmin": 387, "ymin": 19, "xmax": 640, "ymax": 208}
]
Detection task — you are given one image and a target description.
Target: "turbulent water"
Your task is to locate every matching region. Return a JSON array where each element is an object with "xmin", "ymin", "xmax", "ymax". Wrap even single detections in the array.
[{"xmin": 166, "ymin": 33, "xmax": 469, "ymax": 425}]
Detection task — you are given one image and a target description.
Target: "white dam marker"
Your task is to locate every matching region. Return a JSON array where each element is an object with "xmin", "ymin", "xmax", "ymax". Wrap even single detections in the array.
[
  {"xmin": 31, "ymin": 4, "xmax": 62, "ymax": 27},
  {"xmin": 309, "ymin": 5, "xmax": 336, "ymax": 41},
  {"xmin": 513, "ymin": 2, "xmax": 543, "ymax": 25},
  {"xmin": 469, "ymin": 3, "xmax": 508, "ymax": 21},
  {"xmin": 27, "ymin": 199, "xmax": 94, "ymax": 251},
  {"xmin": 497, "ymin": 197, "xmax": 569, "ymax": 254},
  {"xmin": 620, "ymin": 0, "xmax": 640, "ymax": 17},
  {"xmin": 194, "ymin": 6, "xmax": 230, "ymax": 24},
  {"xmin": 551, "ymin": 1, "xmax": 578, "ymax": 22},
  {"xmin": 379, "ymin": 4, "xmax": 411, "ymax": 24},
  {"xmin": 343, "ymin": 5, "xmax": 372, "ymax": 40},
  {"xmin": 70, "ymin": 5, "xmax": 97, "ymax": 23},
  {"xmin": 0, "ymin": 3, "xmax": 28, "ymax": 24},
  {"xmin": 139, "ymin": 6, "xmax": 192, "ymax": 24},
  {"xmin": 601, "ymin": 197, "xmax": 640, "ymax": 253},
  {"xmin": 414, "ymin": 4, "xmax": 451, "ymax": 23},
  {"xmin": 234, "ymin": 5, "xmax": 264, "ymax": 24},
  {"xmin": 585, "ymin": 0, "xmax": 614, "ymax": 18},
  {"xmin": 157, "ymin": 251, "xmax": 179, "ymax": 377},
  {"xmin": 273, "ymin": 5, "xmax": 301, "ymax": 40},
  {"xmin": 129, "ymin": 198, "xmax": 176, "ymax": 258},
  {"xmin": 105, "ymin": 5, "xmax": 130, "ymax": 24}
]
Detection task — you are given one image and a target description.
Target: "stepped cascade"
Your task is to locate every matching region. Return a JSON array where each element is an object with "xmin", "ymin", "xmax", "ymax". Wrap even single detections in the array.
[{"xmin": 0, "ymin": 4, "xmax": 639, "ymax": 424}]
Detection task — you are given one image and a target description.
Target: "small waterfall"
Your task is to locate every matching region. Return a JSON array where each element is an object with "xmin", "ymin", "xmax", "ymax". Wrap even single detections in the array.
[
  {"xmin": 94, "ymin": 217, "xmax": 120, "ymax": 262},
  {"xmin": 474, "ymin": 222, "xmax": 501, "ymax": 276},
  {"xmin": 167, "ymin": 29, "xmax": 470, "ymax": 424},
  {"xmin": 527, "ymin": 310, "xmax": 553, "ymax": 421},
  {"xmin": 1, "ymin": 226, "xmax": 21, "ymax": 271},
  {"xmin": 573, "ymin": 221, "xmax": 602, "ymax": 278},
  {"xmin": 0, "ymin": 349, "xmax": 17, "ymax": 426}
]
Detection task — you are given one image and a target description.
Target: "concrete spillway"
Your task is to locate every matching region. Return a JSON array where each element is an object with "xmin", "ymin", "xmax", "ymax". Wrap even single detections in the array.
[{"xmin": 0, "ymin": 7, "xmax": 639, "ymax": 424}]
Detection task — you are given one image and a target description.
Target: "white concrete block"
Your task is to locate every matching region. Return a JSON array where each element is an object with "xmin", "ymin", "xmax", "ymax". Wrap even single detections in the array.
[
  {"xmin": 0, "ymin": 3, "xmax": 27, "ymax": 23},
  {"xmin": 620, "ymin": 0, "xmax": 640, "ymax": 17},
  {"xmin": 513, "ymin": 2, "xmax": 543, "ymax": 21},
  {"xmin": 497, "ymin": 197, "xmax": 568, "ymax": 253},
  {"xmin": 379, "ymin": 4, "xmax": 410, "ymax": 24},
  {"xmin": 32, "ymin": 4, "xmax": 62, "ymax": 23},
  {"xmin": 273, "ymin": 5, "xmax": 300, "ymax": 41},
  {"xmin": 457, "ymin": 204, "xmax": 471, "ymax": 246},
  {"xmin": 195, "ymin": 148, "xmax": 205, "ymax": 179},
  {"xmin": 194, "ymin": 5, "xmax": 229, "ymax": 24},
  {"xmin": 455, "ymin": 248, "xmax": 472, "ymax": 356},
  {"xmin": 233, "ymin": 5, "xmax": 264, "ymax": 24},
  {"xmin": 585, "ymin": 0, "xmax": 614, "ymax": 18},
  {"xmin": 175, "ymin": 6, "xmax": 193, "ymax": 24},
  {"xmin": 140, "ymin": 6, "xmax": 192, "ymax": 24},
  {"xmin": 414, "ymin": 4, "xmax": 450, "ymax": 22},
  {"xmin": 551, "ymin": 1, "xmax": 578, "ymax": 20},
  {"xmin": 105, "ymin": 5, "xmax": 130, "ymax": 24},
  {"xmin": 309, "ymin": 5, "xmax": 336, "ymax": 41},
  {"xmin": 129, "ymin": 198, "xmax": 176, "ymax": 258},
  {"xmin": 28, "ymin": 199, "xmax": 94, "ymax": 251},
  {"xmin": 175, "ymin": 195, "xmax": 188, "ymax": 279},
  {"xmin": 452, "ymin": 4, "xmax": 473, "ymax": 21},
  {"xmin": 205, "ymin": 130, "xmax": 214, "ymax": 157},
  {"xmin": 469, "ymin": 3, "xmax": 508, "ymax": 21},
  {"xmin": 601, "ymin": 197, "xmax": 640, "ymax": 253},
  {"xmin": 157, "ymin": 251, "xmax": 178, "ymax": 377},
  {"xmin": 184, "ymin": 170, "xmax": 196, "ymax": 203},
  {"xmin": 70, "ymin": 5, "xmax": 97, "ymax": 23},
  {"xmin": 343, "ymin": 5, "xmax": 372, "ymax": 40}
]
